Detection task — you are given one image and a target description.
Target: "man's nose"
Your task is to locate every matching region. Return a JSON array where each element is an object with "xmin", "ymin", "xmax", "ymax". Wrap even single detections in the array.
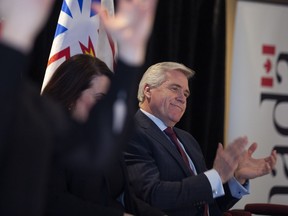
[{"xmin": 176, "ymin": 91, "xmax": 186, "ymax": 103}]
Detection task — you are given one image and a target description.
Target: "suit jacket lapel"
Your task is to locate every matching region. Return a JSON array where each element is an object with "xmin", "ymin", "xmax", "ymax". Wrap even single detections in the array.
[{"xmin": 135, "ymin": 110, "xmax": 192, "ymax": 176}]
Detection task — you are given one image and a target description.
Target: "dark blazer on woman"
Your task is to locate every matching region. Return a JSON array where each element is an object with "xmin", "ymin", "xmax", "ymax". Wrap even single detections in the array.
[{"xmin": 44, "ymin": 61, "xmax": 165, "ymax": 216}]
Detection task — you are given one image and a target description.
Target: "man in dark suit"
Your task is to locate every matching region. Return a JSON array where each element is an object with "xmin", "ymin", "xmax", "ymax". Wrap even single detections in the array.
[{"xmin": 125, "ymin": 62, "xmax": 277, "ymax": 216}]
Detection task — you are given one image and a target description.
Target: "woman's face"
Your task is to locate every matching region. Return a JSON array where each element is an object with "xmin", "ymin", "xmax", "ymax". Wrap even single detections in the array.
[{"xmin": 72, "ymin": 75, "xmax": 111, "ymax": 122}]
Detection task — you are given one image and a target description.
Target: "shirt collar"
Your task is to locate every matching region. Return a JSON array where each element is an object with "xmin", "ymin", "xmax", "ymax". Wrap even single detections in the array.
[{"xmin": 140, "ymin": 109, "xmax": 167, "ymax": 131}]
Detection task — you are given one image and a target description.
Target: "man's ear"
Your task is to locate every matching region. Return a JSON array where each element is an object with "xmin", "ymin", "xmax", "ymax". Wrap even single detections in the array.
[{"xmin": 143, "ymin": 84, "xmax": 151, "ymax": 99}]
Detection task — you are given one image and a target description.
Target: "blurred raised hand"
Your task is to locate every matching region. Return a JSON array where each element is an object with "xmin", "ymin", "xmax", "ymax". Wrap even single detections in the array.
[
  {"xmin": 93, "ymin": 0, "xmax": 158, "ymax": 65},
  {"xmin": 0, "ymin": 0, "xmax": 55, "ymax": 52}
]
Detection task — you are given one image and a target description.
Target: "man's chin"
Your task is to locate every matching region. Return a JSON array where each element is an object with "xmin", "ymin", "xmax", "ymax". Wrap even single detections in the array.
[{"xmin": 170, "ymin": 115, "xmax": 183, "ymax": 124}]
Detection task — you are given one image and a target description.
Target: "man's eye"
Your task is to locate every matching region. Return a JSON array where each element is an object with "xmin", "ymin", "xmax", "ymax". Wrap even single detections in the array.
[{"xmin": 171, "ymin": 86, "xmax": 179, "ymax": 91}]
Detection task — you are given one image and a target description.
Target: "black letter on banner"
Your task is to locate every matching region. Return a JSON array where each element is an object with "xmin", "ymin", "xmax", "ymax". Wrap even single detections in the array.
[
  {"xmin": 276, "ymin": 53, "xmax": 288, "ymax": 83},
  {"xmin": 260, "ymin": 94, "xmax": 288, "ymax": 135},
  {"xmin": 268, "ymin": 186, "xmax": 288, "ymax": 202},
  {"xmin": 273, "ymin": 146, "xmax": 288, "ymax": 178},
  {"xmin": 268, "ymin": 146, "xmax": 288, "ymax": 202}
]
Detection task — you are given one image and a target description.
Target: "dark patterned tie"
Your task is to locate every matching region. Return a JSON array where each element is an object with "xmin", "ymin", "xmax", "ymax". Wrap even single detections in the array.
[
  {"xmin": 164, "ymin": 127, "xmax": 193, "ymax": 174},
  {"xmin": 164, "ymin": 127, "xmax": 209, "ymax": 216}
]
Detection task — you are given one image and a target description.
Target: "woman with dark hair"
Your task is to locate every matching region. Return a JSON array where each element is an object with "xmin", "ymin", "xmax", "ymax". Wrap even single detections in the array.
[
  {"xmin": 42, "ymin": 53, "xmax": 165, "ymax": 216},
  {"xmin": 42, "ymin": 54, "xmax": 113, "ymax": 122}
]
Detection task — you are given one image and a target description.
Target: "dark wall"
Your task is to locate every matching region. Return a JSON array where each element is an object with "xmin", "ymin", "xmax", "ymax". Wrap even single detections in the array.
[{"xmin": 29, "ymin": 0, "xmax": 226, "ymax": 168}]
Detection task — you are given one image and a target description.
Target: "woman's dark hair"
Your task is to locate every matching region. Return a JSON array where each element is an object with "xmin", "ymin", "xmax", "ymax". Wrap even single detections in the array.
[{"xmin": 42, "ymin": 54, "xmax": 113, "ymax": 110}]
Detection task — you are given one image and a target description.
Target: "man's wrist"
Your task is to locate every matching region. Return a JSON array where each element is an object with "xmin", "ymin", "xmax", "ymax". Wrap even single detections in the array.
[
  {"xmin": 234, "ymin": 172, "xmax": 246, "ymax": 185},
  {"xmin": 118, "ymin": 44, "xmax": 146, "ymax": 66}
]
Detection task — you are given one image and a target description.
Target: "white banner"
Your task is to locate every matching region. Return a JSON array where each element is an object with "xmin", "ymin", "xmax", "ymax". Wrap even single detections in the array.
[{"xmin": 228, "ymin": 0, "xmax": 288, "ymax": 208}]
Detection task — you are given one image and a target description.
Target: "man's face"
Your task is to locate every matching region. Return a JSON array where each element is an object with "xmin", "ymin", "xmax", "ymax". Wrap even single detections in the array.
[{"xmin": 146, "ymin": 69, "xmax": 190, "ymax": 127}]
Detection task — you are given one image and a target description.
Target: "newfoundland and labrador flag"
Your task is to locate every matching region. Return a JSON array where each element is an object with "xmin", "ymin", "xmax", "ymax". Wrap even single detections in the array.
[{"xmin": 41, "ymin": 0, "xmax": 116, "ymax": 91}]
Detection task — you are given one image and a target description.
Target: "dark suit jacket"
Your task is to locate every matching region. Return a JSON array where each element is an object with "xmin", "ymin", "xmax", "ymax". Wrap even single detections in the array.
[
  {"xmin": 125, "ymin": 110, "xmax": 240, "ymax": 216},
  {"xmin": 0, "ymin": 43, "xmax": 164, "ymax": 216},
  {"xmin": 0, "ymin": 43, "xmax": 69, "ymax": 216}
]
